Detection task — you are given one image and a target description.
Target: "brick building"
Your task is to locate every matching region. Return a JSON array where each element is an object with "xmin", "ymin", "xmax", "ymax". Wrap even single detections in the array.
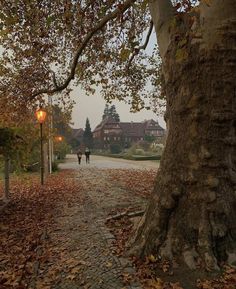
[{"xmin": 93, "ymin": 117, "xmax": 165, "ymax": 149}]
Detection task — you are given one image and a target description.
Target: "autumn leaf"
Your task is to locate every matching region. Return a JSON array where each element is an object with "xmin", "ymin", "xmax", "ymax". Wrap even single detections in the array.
[
  {"xmin": 147, "ymin": 254, "xmax": 157, "ymax": 263},
  {"xmin": 120, "ymin": 47, "xmax": 131, "ymax": 62},
  {"xmin": 106, "ymin": 261, "xmax": 113, "ymax": 268},
  {"xmin": 147, "ymin": 278, "xmax": 164, "ymax": 289}
]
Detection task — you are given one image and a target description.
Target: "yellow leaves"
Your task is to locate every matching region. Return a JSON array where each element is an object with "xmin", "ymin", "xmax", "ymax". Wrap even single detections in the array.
[
  {"xmin": 145, "ymin": 278, "xmax": 184, "ymax": 289},
  {"xmin": 146, "ymin": 278, "xmax": 164, "ymax": 289},
  {"xmin": 175, "ymin": 48, "xmax": 188, "ymax": 63},
  {"xmin": 0, "ymin": 28, "xmax": 10, "ymax": 37},
  {"xmin": 147, "ymin": 254, "xmax": 157, "ymax": 263},
  {"xmin": 120, "ymin": 47, "xmax": 131, "ymax": 62},
  {"xmin": 169, "ymin": 17, "xmax": 178, "ymax": 30},
  {"xmin": 106, "ymin": 261, "xmax": 113, "ymax": 268},
  {"xmin": 178, "ymin": 39, "xmax": 188, "ymax": 49},
  {"xmin": 134, "ymin": 0, "xmax": 148, "ymax": 11}
]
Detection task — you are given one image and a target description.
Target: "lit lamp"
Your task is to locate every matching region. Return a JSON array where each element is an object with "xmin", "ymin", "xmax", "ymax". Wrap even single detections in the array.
[
  {"xmin": 55, "ymin": 136, "xmax": 63, "ymax": 142},
  {"xmin": 35, "ymin": 107, "xmax": 47, "ymax": 185},
  {"xmin": 55, "ymin": 135, "xmax": 63, "ymax": 160}
]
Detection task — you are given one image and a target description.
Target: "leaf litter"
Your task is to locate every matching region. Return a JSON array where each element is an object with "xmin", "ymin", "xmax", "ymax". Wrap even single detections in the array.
[
  {"xmin": 1, "ymin": 168, "xmax": 235, "ymax": 289},
  {"xmin": 0, "ymin": 170, "xmax": 85, "ymax": 288}
]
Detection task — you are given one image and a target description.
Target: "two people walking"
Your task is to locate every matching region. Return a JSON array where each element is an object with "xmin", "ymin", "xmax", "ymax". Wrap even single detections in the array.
[{"xmin": 77, "ymin": 147, "xmax": 91, "ymax": 164}]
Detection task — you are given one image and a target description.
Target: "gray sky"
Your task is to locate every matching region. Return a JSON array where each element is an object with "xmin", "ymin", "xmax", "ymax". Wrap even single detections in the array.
[{"xmin": 70, "ymin": 87, "xmax": 166, "ymax": 131}]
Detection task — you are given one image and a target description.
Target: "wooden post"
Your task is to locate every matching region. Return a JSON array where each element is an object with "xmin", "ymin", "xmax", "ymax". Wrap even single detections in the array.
[
  {"xmin": 44, "ymin": 143, "xmax": 49, "ymax": 179},
  {"xmin": 4, "ymin": 156, "xmax": 10, "ymax": 201}
]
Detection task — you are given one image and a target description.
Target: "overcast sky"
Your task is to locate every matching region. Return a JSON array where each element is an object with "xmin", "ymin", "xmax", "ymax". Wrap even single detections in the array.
[
  {"xmin": 70, "ymin": 86, "xmax": 166, "ymax": 131},
  {"xmin": 70, "ymin": 28, "xmax": 166, "ymax": 131}
]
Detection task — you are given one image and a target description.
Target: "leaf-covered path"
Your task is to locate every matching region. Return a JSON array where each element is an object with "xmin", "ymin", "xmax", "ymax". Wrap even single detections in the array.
[{"xmin": 0, "ymin": 163, "xmax": 157, "ymax": 289}]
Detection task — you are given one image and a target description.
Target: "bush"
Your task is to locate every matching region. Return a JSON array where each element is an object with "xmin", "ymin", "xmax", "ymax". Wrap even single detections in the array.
[
  {"xmin": 54, "ymin": 141, "xmax": 71, "ymax": 160},
  {"xmin": 52, "ymin": 161, "xmax": 59, "ymax": 172},
  {"xmin": 135, "ymin": 148, "xmax": 145, "ymax": 155},
  {"xmin": 110, "ymin": 143, "xmax": 122, "ymax": 154}
]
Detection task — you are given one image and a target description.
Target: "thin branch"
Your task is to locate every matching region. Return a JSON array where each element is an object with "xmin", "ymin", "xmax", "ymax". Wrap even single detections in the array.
[
  {"xmin": 106, "ymin": 210, "xmax": 145, "ymax": 221},
  {"xmin": 51, "ymin": 71, "xmax": 59, "ymax": 89},
  {"xmin": 127, "ymin": 20, "xmax": 153, "ymax": 68},
  {"xmin": 30, "ymin": 0, "xmax": 136, "ymax": 100}
]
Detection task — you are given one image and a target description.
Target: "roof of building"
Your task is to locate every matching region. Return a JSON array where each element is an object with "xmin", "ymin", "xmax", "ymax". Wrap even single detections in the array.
[
  {"xmin": 93, "ymin": 117, "xmax": 119, "ymax": 132},
  {"xmin": 71, "ymin": 128, "xmax": 84, "ymax": 138},
  {"xmin": 119, "ymin": 122, "xmax": 145, "ymax": 137},
  {"xmin": 144, "ymin": 119, "xmax": 165, "ymax": 131}
]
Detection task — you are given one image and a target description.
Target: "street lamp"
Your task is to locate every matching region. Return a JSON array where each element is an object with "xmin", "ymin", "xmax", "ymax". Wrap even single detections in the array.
[
  {"xmin": 54, "ymin": 135, "xmax": 63, "ymax": 160},
  {"xmin": 55, "ymin": 136, "xmax": 63, "ymax": 142},
  {"xmin": 35, "ymin": 107, "xmax": 47, "ymax": 185}
]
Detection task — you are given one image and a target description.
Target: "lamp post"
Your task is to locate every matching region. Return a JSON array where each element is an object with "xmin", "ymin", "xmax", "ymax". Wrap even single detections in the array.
[
  {"xmin": 48, "ymin": 95, "xmax": 53, "ymax": 174},
  {"xmin": 35, "ymin": 108, "xmax": 47, "ymax": 185}
]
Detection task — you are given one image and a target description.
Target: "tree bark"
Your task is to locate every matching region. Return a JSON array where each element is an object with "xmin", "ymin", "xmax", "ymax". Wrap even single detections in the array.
[
  {"xmin": 131, "ymin": 0, "xmax": 236, "ymax": 270},
  {"xmin": 148, "ymin": 0, "xmax": 174, "ymax": 58}
]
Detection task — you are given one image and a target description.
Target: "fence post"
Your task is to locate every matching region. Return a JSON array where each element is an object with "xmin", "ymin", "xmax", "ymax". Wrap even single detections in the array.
[{"xmin": 4, "ymin": 156, "xmax": 10, "ymax": 201}]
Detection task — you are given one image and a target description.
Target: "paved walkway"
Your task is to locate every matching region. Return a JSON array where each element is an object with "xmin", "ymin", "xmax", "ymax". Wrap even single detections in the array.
[
  {"xmin": 59, "ymin": 154, "xmax": 159, "ymax": 170},
  {"xmin": 46, "ymin": 159, "xmax": 154, "ymax": 288},
  {"xmin": 44, "ymin": 169, "xmax": 142, "ymax": 289}
]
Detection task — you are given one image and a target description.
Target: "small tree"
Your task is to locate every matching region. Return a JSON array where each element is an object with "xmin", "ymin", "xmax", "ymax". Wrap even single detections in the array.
[
  {"xmin": 83, "ymin": 118, "xmax": 93, "ymax": 148},
  {"xmin": 102, "ymin": 104, "xmax": 120, "ymax": 122},
  {"xmin": 102, "ymin": 104, "xmax": 110, "ymax": 120},
  {"xmin": 109, "ymin": 105, "xmax": 120, "ymax": 122}
]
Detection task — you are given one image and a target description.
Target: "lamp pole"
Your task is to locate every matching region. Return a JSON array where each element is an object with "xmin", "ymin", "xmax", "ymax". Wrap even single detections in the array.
[
  {"xmin": 48, "ymin": 95, "xmax": 53, "ymax": 174},
  {"xmin": 36, "ymin": 108, "xmax": 47, "ymax": 185},
  {"xmin": 40, "ymin": 122, "xmax": 44, "ymax": 185}
]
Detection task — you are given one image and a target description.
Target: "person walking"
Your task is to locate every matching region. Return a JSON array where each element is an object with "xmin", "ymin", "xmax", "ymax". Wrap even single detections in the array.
[
  {"xmin": 77, "ymin": 149, "xmax": 82, "ymax": 164},
  {"xmin": 85, "ymin": 147, "xmax": 91, "ymax": 164}
]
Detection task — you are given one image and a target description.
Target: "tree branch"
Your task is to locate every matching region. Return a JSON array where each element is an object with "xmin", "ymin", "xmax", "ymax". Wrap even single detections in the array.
[
  {"xmin": 127, "ymin": 20, "xmax": 153, "ymax": 68},
  {"xmin": 148, "ymin": 0, "xmax": 174, "ymax": 58},
  {"xmin": 30, "ymin": 0, "xmax": 136, "ymax": 100}
]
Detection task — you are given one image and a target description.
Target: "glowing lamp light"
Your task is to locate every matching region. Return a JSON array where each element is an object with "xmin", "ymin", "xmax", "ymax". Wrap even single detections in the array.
[
  {"xmin": 55, "ymin": 136, "xmax": 63, "ymax": 142},
  {"xmin": 35, "ymin": 108, "xmax": 47, "ymax": 124}
]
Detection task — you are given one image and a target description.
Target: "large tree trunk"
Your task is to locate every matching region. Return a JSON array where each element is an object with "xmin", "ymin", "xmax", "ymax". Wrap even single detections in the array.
[{"xmin": 131, "ymin": 0, "xmax": 236, "ymax": 270}]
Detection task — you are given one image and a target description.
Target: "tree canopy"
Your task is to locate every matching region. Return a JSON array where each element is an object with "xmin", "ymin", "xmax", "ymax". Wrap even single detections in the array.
[{"xmin": 0, "ymin": 0, "xmax": 166, "ymax": 121}]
